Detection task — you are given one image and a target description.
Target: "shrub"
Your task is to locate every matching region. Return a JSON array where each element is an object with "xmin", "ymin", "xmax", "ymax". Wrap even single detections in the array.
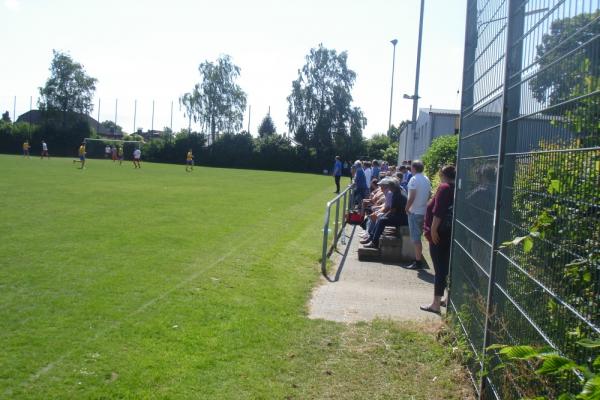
[{"xmin": 421, "ymin": 134, "xmax": 458, "ymax": 176}]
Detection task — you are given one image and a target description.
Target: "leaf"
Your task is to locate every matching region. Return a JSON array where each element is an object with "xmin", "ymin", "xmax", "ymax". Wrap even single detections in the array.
[
  {"xmin": 549, "ymin": 179, "xmax": 561, "ymax": 194},
  {"xmin": 581, "ymin": 375, "xmax": 600, "ymax": 398},
  {"xmin": 499, "ymin": 345, "xmax": 539, "ymax": 360},
  {"xmin": 501, "ymin": 235, "xmax": 529, "ymax": 249},
  {"xmin": 487, "ymin": 344, "xmax": 508, "ymax": 351},
  {"xmin": 578, "ymin": 339, "xmax": 600, "ymax": 349},
  {"xmin": 535, "ymin": 355, "xmax": 576, "ymax": 375},
  {"xmin": 594, "ymin": 355, "xmax": 600, "ymax": 371},
  {"xmin": 524, "ymin": 236, "xmax": 534, "ymax": 253}
]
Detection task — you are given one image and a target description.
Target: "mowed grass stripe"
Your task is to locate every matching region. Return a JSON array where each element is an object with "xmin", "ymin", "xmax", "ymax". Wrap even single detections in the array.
[{"xmin": 0, "ymin": 156, "xmax": 332, "ymax": 398}]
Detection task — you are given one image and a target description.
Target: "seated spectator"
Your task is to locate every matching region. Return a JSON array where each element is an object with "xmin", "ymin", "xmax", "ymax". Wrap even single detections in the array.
[{"xmin": 360, "ymin": 178, "xmax": 408, "ymax": 249}]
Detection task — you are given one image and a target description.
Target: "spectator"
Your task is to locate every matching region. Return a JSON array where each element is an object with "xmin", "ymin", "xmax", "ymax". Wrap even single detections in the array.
[
  {"xmin": 360, "ymin": 178, "xmax": 393, "ymax": 241},
  {"xmin": 353, "ymin": 160, "xmax": 369, "ymax": 206},
  {"xmin": 343, "ymin": 160, "xmax": 349, "ymax": 177},
  {"xmin": 372, "ymin": 160, "xmax": 380, "ymax": 180},
  {"xmin": 105, "ymin": 145, "xmax": 111, "ymax": 159},
  {"xmin": 420, "ymin": 165, "xmax": 456, "ymax": 314},
  {"xmin": 381, "ymin": 161, "xmax": 389, "ymax": 173},
  {"xmin": 399, "ymin": 165, "xmax": 412, "ymax": 190},
  {"xmin": 111, "ymin": 146, "xmax": 117, "ymax": 162},
  {"xmin": 333, "ymin": 156, "xmax": 343, "ymax": 194},
  {"xmin": 364, "ymin": 161, "xmax": 373, "ymax": 191},
  {"xmin": 361, "ymin": 178, "xmax": 408, "ymax": 248},
  {"xmin": 405, "ymin": 160, "xmax": 431, "ymax": 270}
]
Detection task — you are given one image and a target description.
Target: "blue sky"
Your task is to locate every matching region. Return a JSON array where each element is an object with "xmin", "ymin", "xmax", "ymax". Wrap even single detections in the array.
[{"xmin": 0, "ymin": 0, "xmax": 467, "ymax": 136}]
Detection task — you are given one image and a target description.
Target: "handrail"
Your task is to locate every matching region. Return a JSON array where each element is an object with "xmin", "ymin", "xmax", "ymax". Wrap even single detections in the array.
[{"xmin": 321, "ymin": 184, "xmax": 354, "ymax": 276}]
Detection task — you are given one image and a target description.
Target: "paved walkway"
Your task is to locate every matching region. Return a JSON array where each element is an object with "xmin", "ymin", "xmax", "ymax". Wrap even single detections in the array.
[{"xmin": 309, "ymin": 225, "xmax": 443, "ymax": 323}]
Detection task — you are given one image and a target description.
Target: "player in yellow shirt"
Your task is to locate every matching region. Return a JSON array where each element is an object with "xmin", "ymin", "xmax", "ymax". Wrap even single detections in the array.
[
  {"xmin": 73, "ymin": 142, "xmax": 86, "ymax": 169},
  {"xmin": 185, "ymin": 149, "xmax": 194, "ymax": 172},
  {"xmin": 22, "ymin": 141, "xmax": 31, "ymax": 158}
]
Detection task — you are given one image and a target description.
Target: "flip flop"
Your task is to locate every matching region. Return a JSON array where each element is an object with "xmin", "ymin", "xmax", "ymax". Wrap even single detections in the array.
[{"xmin": 420, "ymin": 305, "xmax": 441, "ymax": 315}]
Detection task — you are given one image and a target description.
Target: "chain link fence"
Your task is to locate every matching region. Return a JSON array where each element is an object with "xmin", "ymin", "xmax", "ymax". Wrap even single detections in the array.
[{"xmin": 450, "ymin": 0, "xmax": 599, "ymax": 398}]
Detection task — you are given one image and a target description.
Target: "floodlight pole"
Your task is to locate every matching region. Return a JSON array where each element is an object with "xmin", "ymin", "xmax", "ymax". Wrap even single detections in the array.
[
  {"xmin": 388, "ymin": 39, "xmax": 398, "ymax": 132},
  {"xmin": 97, "ymin": 98, "xmax": 101, "ymax": 134},
  {"xmin": 151, "ymin": 100, "xmax": 155, "ymax": 133},
  {"xmin": 133, "ymin": 99, "xmax": 137, "ymax": 134},
  {"xmin": 13, "ymin": 96, "xmax": 16, "ymax": 122}
]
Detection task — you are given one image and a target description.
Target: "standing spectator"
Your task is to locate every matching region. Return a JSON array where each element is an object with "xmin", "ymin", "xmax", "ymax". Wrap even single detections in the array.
[
  {"xmin": 405, "ymin": 160, "xmax": 431, "ymax": 270},
  {"xmin": 420, "ymin": 165, "xmax": 455, "ymax": 314},
  {"xmin": 353, "ymin": 160, "xmax": 369, "ymax": 206},
  {"xmin": 372, "ymin": 160, "xmax": 380, "ymax": 180},
  {"xmin": 133, "ymin": 147, "xmax": 142, "ymax": 169},
  {"xmin": 105, "ymin": 145, "xmax": 111, "ymax": 159},
  {"xmin": 40, "ymin": 140, "xmax": 49, "ymax": 159},
  {"xmin": 364, "ymin": 161, "xmax": 373, "ymax": 192},
  {"xmin": 23, "ymin": 141, "xmax": 30, "ymax": 158},
  {"xmin": 333, "ymin": 156, "xmax": 343, "ymax": 194},
  {"xmin": 381, "ymin": 161, "xmax": 389, "ymax": 173},
  {"xmin": 343, "ymin": 160, "xmax": 349, "ymax": 177}
]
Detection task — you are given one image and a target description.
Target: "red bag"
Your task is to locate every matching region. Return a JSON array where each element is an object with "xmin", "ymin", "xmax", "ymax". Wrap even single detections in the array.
[{"xmin": 346, "ymin": 211, "xmax": 363, "ymax": 225}]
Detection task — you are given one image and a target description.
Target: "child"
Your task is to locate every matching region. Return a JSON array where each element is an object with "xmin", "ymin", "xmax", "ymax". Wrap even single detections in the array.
[
  {"xmin": 117, "ymin": 146, "xmax": 123, "ymax": 165},
  {"xmin": 73, "ymin": 142, "xmax": 86, "ymax": 169},
  {"xmin": 40, "ymin": 140, "xmax": 49, "ymax": 159},
  {"xmin": 133, "ymin": 148, "xmax": 141, "ymax": 168},
  {"xmin": 23, "ymin": 141, "xmax": 30, "ymax": 158},
  {"xmin": 186, "ymin": 149, "xmax": 194, "ymax": 172}
]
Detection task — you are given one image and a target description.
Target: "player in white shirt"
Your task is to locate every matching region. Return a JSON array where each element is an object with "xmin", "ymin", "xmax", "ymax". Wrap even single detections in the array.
[
  {"xmin": 133, "ymin": 148, "xmax": 142, "ymax": 169},
  {"xmin": 40, "ymin": 140, "xmax": 49, "ymax": 159},
  {"xmin": 405, "ymin": 160, "xmax": 431, "ymax": 270}
]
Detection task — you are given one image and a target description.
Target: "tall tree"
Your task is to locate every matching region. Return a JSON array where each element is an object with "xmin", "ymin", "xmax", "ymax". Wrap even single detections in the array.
[
  {"xmin": 529, "ymin": 11, "xmax": 599, "ymax": 146},
  {"xmin": 287, "ymin": 44, "xmax": 366, "ymax": 162},
  {"xmin": 180, "ymin": 55, "xmax": 247, "ymax": 144},
  {"xmin": 38, "ymin": 50, "xmax": 97, "ymax": 115},
  {"xmin": 257, "ymin": 113, "xmax": 276, "ymax": 137}
]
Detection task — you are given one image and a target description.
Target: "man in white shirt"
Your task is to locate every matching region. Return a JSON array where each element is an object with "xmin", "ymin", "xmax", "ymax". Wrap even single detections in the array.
[
  {"xmin": 105, "ymin": 145, "xmax": 111, "ymax": 159},
  {"xmin": 364, "ymin": 162, "xmax": 373, "ymax": 192},
  {"xmin": 40, "ymin": 140, "xmax": 49, "ymax": 159},
  {"xmin": 405, "ymin": 160, "xmax": 431, "ymax": 269},
  {"xmin": 133, "ymin": 148, "xmax": 142, "ymax": 169}
]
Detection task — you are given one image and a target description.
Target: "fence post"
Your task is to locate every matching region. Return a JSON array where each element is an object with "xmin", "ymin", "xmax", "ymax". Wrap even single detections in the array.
[
  {"xmin": 341, "ymin": 190, "xmax": 348, "ymax": 245},
  {"xmin": 321, "ymin": 207, "xmax": 331, "ymax": 276},
  {"xmin": 333, "ymin": 200, "xmax": 340, "ymax": 247},
  {"xmin": 479, "ymin": 0, "xmax": 524, "ymax": 397}
]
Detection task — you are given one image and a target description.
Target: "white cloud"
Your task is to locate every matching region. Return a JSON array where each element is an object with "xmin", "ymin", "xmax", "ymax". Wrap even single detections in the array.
[{"xmin": 4, "ymin": 0, "xmax": 20, "ymax": 10}]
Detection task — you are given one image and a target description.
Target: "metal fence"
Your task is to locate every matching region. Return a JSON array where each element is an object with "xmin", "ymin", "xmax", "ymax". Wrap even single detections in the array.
[
  {"xmin": 449, "ymin": 0, "xmax": 600, "ymax": 398},
  {"xmin": 321, "ymin": 184, "xmax": 354, "ymax": 279}
]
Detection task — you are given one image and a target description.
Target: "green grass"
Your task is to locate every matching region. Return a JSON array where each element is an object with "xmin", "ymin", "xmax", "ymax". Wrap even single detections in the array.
[{"xmin": 0, "ymin": 155, "xmax": 472, "ymax": 399}]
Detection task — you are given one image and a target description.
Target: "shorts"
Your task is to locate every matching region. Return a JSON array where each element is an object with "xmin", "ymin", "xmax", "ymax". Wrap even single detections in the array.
[
  {"xmin": 134, "ymin": 157, "xmax": 140, "ymax": 161},
  {"xmin": 42, "ymin": 150, "xmax": 48, "ymax": 156},
  {"xmin": 186, "ymin": 160, "xmax": 193, "ymax": 165},
  {"xmin": 408, "ymin": 213, "xmax": 425, "ymax": 243},
  {"xmin": 79, "ymin": 156, "xmax": 85, "ymax": 161}
]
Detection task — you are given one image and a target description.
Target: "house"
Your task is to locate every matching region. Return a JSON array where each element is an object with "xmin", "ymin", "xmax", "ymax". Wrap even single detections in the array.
[
  {"xmin": 397, "ymin": 108, "xmax": 459, "ymax": 163},
  {"xmin": 16, "ymin": 110, "xmax": 121, "ymax": 138}
]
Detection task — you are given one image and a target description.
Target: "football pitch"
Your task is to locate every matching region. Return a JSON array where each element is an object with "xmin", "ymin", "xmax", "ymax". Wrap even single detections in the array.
[{"xmin": 0, "ymin": 155, "xmax": 470, "ymax": 399}]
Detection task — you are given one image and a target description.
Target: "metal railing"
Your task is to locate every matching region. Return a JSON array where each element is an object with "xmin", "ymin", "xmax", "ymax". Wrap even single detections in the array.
[{"xmin": 321, "ymin": 184, "xmax": 354, "ymax": 276}]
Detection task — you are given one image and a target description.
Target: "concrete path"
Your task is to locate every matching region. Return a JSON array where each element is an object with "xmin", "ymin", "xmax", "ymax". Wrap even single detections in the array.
[{"xmin": 309, "ymin": 225, "xmax": 443, "ymax": 323}]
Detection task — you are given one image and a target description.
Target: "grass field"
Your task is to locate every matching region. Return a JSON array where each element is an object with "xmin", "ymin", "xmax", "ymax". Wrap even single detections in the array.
[{"xmin": 0, "ymin": 155, "xmax": 472, "ymax": 399}]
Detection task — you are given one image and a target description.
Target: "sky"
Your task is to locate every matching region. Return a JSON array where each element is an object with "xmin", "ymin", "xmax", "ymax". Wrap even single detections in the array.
[{"xmin": 0, "ymin": 0, "xmax": 467, "ymax": 137}]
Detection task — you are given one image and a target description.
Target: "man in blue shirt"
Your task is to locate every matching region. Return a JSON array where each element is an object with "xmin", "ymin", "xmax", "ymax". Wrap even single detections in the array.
[
  {"xmin": 372, "ymin": 160, "xmax": 381, "ymax": 180},
  {"xmin": 353, "ymin": 160, "xmax": 369, "ymax": 206},
  {"xmin": 333, "ymin": 156, "xmax": 343, "ymax": 193}
]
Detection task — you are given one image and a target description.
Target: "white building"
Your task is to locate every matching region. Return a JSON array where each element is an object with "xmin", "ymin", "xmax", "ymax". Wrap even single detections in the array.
[{"xmin": 397, "ymin": 108, "xmax": 459, "ymax": 164}]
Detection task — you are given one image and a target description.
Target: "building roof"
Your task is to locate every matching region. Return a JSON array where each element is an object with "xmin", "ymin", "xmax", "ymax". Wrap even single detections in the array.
[{"xmin": 420, "ymin": 107, "xmax": 460, "ymax": 116}]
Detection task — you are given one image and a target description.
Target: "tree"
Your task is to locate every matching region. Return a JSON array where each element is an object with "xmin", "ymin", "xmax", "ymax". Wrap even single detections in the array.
[
  {"xmin": 287, "ymin": 44, "xmax": 366, "ymax": 163},
  {"xmin": 1, "ymin": 111, "xmax": 10, "ymax": 123},
  {"xmin": 529, "ymin": 11, "xmax": 599, "ymax": 147},
  {"xmin": 421, "ymin": 134, "xmax": 458, "ymax": 177},
  {"xmin": 101, "ymin": 120, "xmax": 122, "ymax": 134},
  {"xmin": 180, "ymin": 55, "xmax": 247, "ymax": 144},
  {"xmin": 38, "ymin": 50, "xmax": 97, "ymax": 115},
  {"xmin": 257, "ymin": 113, "xmax": 276, "ymax": 137}
]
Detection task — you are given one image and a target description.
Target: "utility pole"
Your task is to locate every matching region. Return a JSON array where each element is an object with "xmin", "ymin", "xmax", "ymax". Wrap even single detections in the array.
[{"xmin": 248, "ymin": 105, "xmax": 251, "ymax": 134}]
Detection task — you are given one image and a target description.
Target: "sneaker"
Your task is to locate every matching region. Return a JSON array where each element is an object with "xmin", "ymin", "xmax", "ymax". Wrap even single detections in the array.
[
  {"xmin": 359, "ymin": 237, "xmax": 371, "ymax": 244},
  {"xmin": 406, "ymin": 260, "xmax": 424, "ymax": 270},
  {"xmin": 363, "ymin": 242, "xmax": 378, "ymax": 249}
]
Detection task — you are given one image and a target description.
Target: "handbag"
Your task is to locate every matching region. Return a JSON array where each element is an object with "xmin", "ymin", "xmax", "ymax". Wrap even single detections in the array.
[{"xmin": 345, "ymin": 210, "xmax": 364, "ymax": 225}]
